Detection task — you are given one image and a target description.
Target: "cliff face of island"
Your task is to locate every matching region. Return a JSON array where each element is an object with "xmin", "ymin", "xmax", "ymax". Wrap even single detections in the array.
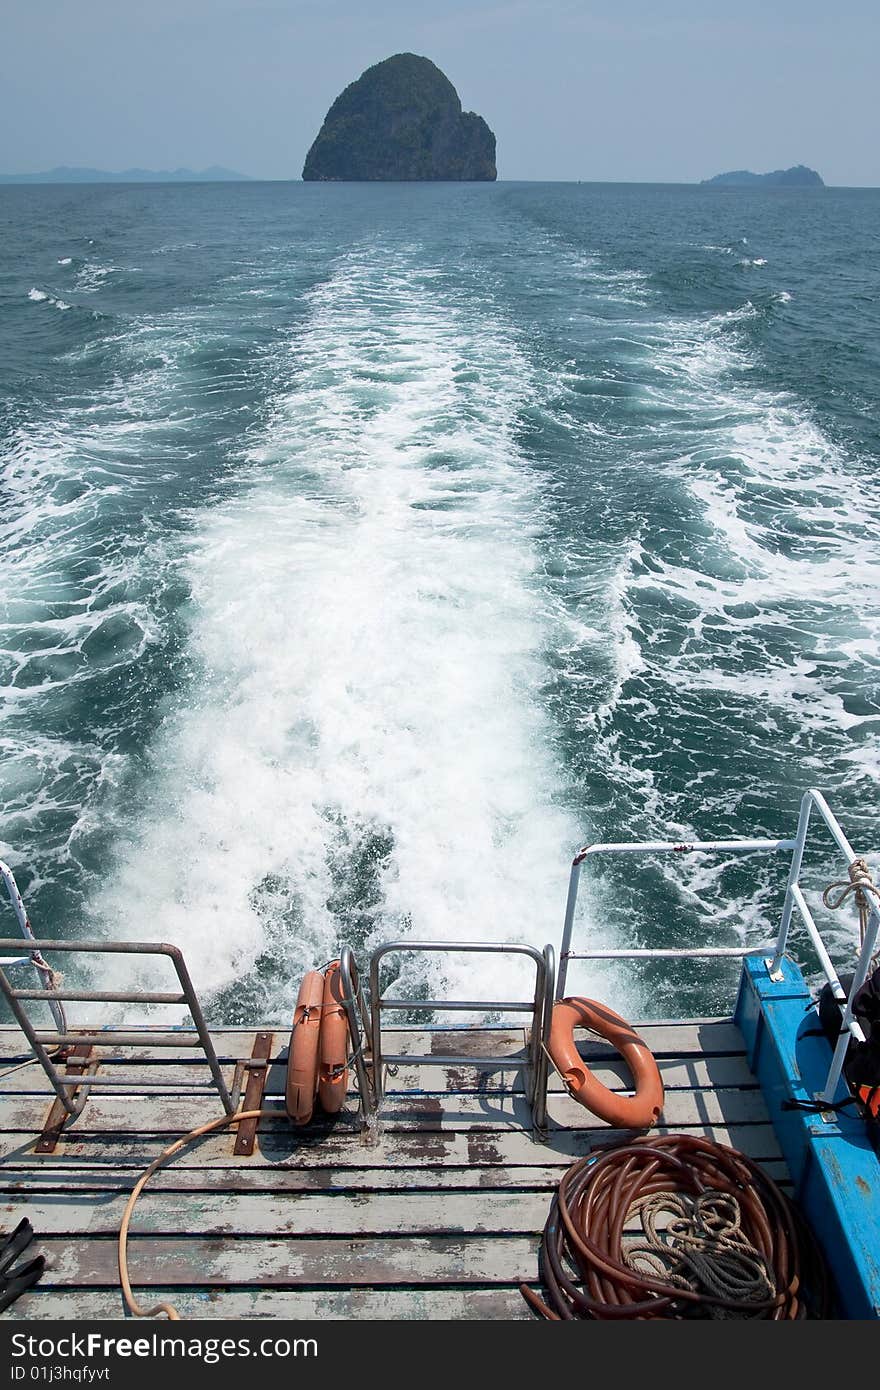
[
  {"xmin": 702, "ymin": 164, "xmax": 824, "ymax": 187},
  {"xmin": 302, "ymin": 54, "xmax": 496, "ymax": 182}
]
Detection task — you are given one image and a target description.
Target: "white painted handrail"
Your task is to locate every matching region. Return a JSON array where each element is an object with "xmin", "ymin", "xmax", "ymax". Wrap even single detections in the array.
[
  {"xmin": 557, "ymin": 790, "xmax": 879, "ymax": 1107},
  {"xmin": 0, "ymin": 859, "xmax": 66, "ymax": 1033}
]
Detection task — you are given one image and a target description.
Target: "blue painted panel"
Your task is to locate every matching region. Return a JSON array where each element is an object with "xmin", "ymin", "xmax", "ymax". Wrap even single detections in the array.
[
  {"xmin": 734, "ymin": 966, "xmax": 762, "ymax": 1068},
  {"xmin": 734, "ymin": 955, "xmax": 880, "ymax": 1318}
]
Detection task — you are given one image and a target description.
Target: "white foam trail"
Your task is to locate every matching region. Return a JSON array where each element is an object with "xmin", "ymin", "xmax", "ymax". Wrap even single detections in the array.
[{"xmin": 88, "ymin": 248, "xmax": 620, "ymax": 1022}]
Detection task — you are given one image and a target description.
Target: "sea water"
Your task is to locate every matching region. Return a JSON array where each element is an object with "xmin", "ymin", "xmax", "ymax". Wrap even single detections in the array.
[{"xmin": 1, "ymin": 180, "xmax": 878, "ymax": 1022}]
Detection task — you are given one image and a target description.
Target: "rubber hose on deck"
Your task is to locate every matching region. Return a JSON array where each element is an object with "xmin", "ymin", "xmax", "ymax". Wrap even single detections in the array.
[{"xmin": 521, "ymin": 1134, "xmax": 832, "ymax": 1319}]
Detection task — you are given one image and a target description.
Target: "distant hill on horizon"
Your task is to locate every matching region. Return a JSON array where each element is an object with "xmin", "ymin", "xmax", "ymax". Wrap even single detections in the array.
[
  {"xmin": 0, "ymin": 165, "xmax": 252, "ymax": 184},
  {"xmin": 701, "ymin": 164, "xmax": 824, "ymax": 187}
]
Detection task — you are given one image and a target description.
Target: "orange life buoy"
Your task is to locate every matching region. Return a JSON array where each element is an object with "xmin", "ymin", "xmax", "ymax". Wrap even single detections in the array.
[
  {"xmin": 548, "ymin": 996, "xmax": 664, "ymax": 1129},
  {"xmin": 318, "ymin": 960, "xmax": 349, "ymax": 1115},
  {"xmin": 285, "ymin": 970, "xmax": 324, "ymax": 1125}
]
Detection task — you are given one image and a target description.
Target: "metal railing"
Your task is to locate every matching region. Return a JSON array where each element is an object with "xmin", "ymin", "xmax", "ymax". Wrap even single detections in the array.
[
  {"xmin": 361, "ymin": 940, "xmax": 555, "ymax": 1130},
  {"xmin": 770, "ymin": 790, "xmax": 879, "ymax": 1104},
  {"xmin": 1, "ymin": 860, "xmax": 66, "ymax": 1035},
  {"xmin": 0, "ymin": 935, "xmax": 234, "ymax": 1116},
  {"xmin": 339, "ymin": 944, "xmax": 374, "ymax": 1117},
  {"xmin": 557, "ymin": 788, "xmax": 879, "ymax": 1108}
]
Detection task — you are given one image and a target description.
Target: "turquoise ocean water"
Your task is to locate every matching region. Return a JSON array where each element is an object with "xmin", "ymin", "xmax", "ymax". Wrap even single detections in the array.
[{"xmin": 1, "ymin": 181, "xmax": 878, "ymax": 1021}]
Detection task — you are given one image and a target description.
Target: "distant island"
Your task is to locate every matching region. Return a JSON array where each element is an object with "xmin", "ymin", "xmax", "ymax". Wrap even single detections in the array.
[
  {"xmin": 302, "ymin": 53, "xmax": 496, "ymax": 182},
  {"xmin": 701, "ymin": 164, "xmax": 824, "ymax": 187},
  {"xmin": 0, "ymin": 166, "xmax": 251, "ymax": 184}
]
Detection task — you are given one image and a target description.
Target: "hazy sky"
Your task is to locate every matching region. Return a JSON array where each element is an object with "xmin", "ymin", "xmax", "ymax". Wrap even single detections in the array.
[{"xmin": 2, "ymin": 0, "xmax": 877, "ymax": 184}]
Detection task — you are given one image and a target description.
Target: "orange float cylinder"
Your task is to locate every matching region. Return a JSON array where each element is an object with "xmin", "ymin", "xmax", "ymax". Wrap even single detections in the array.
[
  {"xmin": 318, "ymin": 960, "xmax": 349, "ymax": 1115},
  {"xmin": 285, "ymin": 970, "xmax": 324, "ymax": 1125}
]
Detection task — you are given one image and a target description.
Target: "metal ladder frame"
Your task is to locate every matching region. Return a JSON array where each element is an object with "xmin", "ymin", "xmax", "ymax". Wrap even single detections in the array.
[
  {"xmin": 0, "ymin": 934, "xmax": 234, "ymax": 1116},
  {"xmin": 340, "ymin": 940, "xmax": 555, "ymax": 1131}
]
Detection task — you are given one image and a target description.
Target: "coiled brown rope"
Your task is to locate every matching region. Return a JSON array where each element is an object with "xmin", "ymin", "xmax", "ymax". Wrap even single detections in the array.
[
  {"xmin": 622, "ymin": 1191, "xmax": 776, "ymax": 1311},
  {"xmin": 520, "ymin": 1135, "xmax": 832, "ymax": 1319}
]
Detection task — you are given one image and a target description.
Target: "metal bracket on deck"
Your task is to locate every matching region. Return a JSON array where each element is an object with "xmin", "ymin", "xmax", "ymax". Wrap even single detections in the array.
[
  {"xmin": 233, "ymin": 1032, "xmax": 274, "ymax": 1156},
  {"xmin": 36, "ymin": 1043, "xmax": 96, "ymax": 1153},
  {"xmin": 765, "ymin": 956, "xmax": 786, "ymax": 983}
]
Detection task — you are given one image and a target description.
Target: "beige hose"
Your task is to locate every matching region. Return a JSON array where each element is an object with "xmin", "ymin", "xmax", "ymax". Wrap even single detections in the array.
[{"xmin": 118, "ymin": 1107, "xmax": 277, "ymax": 1321}]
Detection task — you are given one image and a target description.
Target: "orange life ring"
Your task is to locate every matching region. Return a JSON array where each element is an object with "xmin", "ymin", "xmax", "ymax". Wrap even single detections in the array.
[
  {"xmin": 548, "ymin": 996, "xmax": 664, "ymax": 1129},
  {"xmin": 285, "ymin": 970, "xmax": 324, "ymax": 1125},
  {"xmin": 318, "ymin": 960, "xmax": 349, "ymax": 1115}
]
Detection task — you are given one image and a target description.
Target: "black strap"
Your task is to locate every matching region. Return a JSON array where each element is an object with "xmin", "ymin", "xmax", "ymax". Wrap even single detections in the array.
[
  {"xmin": 802, "ymin": 1024, "xmax": 852, "ymax": 1040},
  {"xmin": 0, "ymin": 1255, "xmax": 45, "ymax": 1313},
  {"xmin": 0, "ymin": 1219, "xmax": 33, "ymax": 1276},
  {"xmin": 781, "ymin": 1096, "xmax": 858, "ymax": 1116}
]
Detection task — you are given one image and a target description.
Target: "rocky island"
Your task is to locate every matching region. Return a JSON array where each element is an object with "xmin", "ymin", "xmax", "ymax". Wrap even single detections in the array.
[
  {"xmin": 302, "ymin": 53, "xmax": 496, "ymax": 182},
  {"xmin": 701, "ymin": 164, "xmax": 824, "ymax": 187}
]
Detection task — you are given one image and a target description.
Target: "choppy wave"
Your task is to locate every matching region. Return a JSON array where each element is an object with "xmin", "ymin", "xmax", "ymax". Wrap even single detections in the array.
[
  {"xmin": 1, "ymin": 286, "xmax": 276, "ymax": 945},
  {"xmin": 543, "ymin": 253, "xmax": 879, "ymax": 975},
  {"xmin": 75, "ymin": 263, "xmax": 116, "ymax": 293}
]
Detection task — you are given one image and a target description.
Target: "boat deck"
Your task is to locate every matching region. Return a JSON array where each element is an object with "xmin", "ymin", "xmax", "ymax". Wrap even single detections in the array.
[{"xmin": 0, "ymin": 1020, "xmax": 791, "ymax": 1320}]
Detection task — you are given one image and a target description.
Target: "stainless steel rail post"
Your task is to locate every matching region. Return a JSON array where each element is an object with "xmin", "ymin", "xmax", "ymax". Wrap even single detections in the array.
[
  {"xmin": 531, "ymin": 943, "xmax": 555, "ymax": 1132},
  {"xmin": 339, "ymin": 945, "xmax": 375, "ymax": 1121}
]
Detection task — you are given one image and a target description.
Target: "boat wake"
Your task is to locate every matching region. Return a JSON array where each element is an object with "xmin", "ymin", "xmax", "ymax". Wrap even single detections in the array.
[{"xmin": 87, "ymin": 246, "xmax": 615, "ymax": 1021}]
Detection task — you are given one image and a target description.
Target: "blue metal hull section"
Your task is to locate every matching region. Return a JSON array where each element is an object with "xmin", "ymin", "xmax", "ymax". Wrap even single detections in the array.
[{"xmin": 735, "ymin": 954, "xmax": 880, "ymax": 1318}]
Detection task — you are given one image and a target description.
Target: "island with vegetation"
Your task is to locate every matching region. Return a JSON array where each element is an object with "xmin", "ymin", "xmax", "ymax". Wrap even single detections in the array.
[
  {"xmin": 701, "ymin": 164, "xmax": 824, "ymax": 187},
  {"xmin": 302, "ymin": 53, "xmax": 496, "ymax": 182}
]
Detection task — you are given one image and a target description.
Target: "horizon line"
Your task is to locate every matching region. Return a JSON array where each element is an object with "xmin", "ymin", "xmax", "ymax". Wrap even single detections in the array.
[
  {"xmin": 2, "ymin": 175, "xmax": 875, "ymax": 188},
  {"xmin": 0, "ymin": 164, "xmax": 873, "ymax": 189}
]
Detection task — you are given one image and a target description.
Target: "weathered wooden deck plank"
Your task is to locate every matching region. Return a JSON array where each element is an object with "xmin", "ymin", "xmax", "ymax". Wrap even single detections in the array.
[
  {"xmin": 2, "ymin": 1287, "xmax": 534, "ymax": 1320},
  {"xmin": 0, "ymin": 1165, "xmax": 564, "ymax": 1193},
  {"xmin": 0, "ymin": 1182, "xmax": 794, "ymax": 1237},
  {"xmin": 0, "ymin": 1156, "xmax": 792, "ymax": 1192},
  {"xmin": 0, "ymin": 1052, "xmax": 760, "ymax": 1097},
  {"xmin": 383, "ymin": 1052, "xmax": 760, "ymax": 1094},
  {"xmin": 27, "ymin": 1234, "xmax": 541, "ymax": 1287},
  {"xmin": 0, "ymin": 1122, "xmax": 785, "ymax": 1168},
  {"xmin": 0, "ymin": 1190, "xmax": 551, "ymax": 1237},
  {"xmin": 0, "ymin": 1020, "xmax": 747, "ymax": 1064},
  {"xmin": 0, "ymin": 1028, "xmax": 526, "ymax": 1065},
  {"xmin": 0, "ymin": 1087, "xmax": 770, "ymax": 1135}
]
